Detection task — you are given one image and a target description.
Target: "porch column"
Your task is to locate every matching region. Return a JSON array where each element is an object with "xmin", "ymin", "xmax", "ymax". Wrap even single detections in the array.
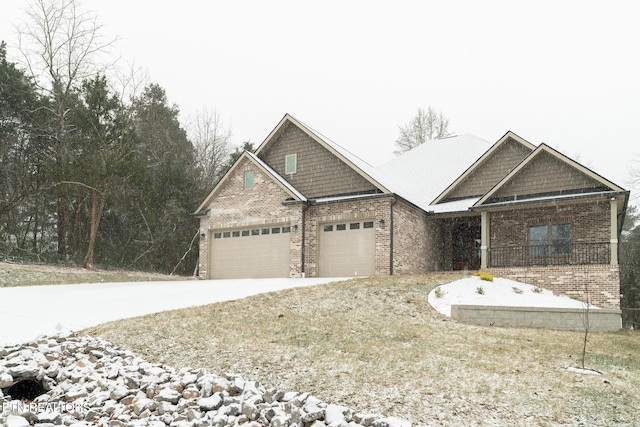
[
  {"xmin": 610, "ymin": 197, "xmax": 618, "ymax": 265},
  {"xmin": 481, "ymin": 211, "xmax": 489, "ymax": 269}
]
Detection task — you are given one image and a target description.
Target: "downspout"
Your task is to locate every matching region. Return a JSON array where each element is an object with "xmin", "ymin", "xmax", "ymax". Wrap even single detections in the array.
[
  {"xmin": 390, "ymin": 197, "xmax": 398, "ymax": 275},
  {"xmin": 301, "ymin": 203, "xmax": 309, "ymax": 277}
]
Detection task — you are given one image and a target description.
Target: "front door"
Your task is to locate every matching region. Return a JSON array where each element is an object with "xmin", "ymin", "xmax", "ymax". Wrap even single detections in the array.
[{"xmin": 452, "ymin": 219, "xmax": 481, "ymax": 270}]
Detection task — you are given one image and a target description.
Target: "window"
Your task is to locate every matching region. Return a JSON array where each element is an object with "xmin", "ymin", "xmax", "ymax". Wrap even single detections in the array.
[
  {"xmin": 223, "ymin": 231, "xmax": 231, "ymax": 238},
  {"xmin": 363, "ymin": 221, "xmax": 374, "ymax": 229},
  {"xmin": 552, "ymin": 223, "xmax": 572, "ymax": 254},
  {"xmin": 336, "ymin": 224, "xmax": 346, "ymax": 231},
  {"xmin": 323, "ymin": 225, "xmax": 334, "ymax": 232},
  {"xmin": 272, "ymin": 227, "xmax": 281, "ymax": 234},
  {"xmin": 213, "ymin": 232, "xmax": 222, "ymax": 239},
  {"xmin": 285, "ymin": 154, "xmax": 297, "ymax": 174},
  {"xmin": 244, "ymin": 171, "xmax": 254, "ymax": 189},
  {"xmin": 282, "ymin": 226, "xmax": 291, "ymax": 233},
  {"xmin": 232, "ymin": 231, "xmax": 240, "ymax": 237},
  {"xmin": 251, "ymin": 229, "xmax": 260, "ymax": 236},
  {"xmin": 350, "ymin": 223, "xmax": 360, "ymax": 230},
  {"xmin": 529, "ymin": 225, "xmax": 547, "ymax": 256},
  {"xmin": 262, "ymin": 228, "xmax": 270, "ymax": 235},
  {"xmin": 242, "ymin": 230, "xmax": 250, "ymax": 237},
  {"xmin": 529, "ymin": 223, "xmax": 572, "ymax": 256}
]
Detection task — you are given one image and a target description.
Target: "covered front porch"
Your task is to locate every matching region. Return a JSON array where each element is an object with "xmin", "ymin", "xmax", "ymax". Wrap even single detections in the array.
[{"xmin": 432, "ymin": 197, "xmax": 621, "ymax": 272}]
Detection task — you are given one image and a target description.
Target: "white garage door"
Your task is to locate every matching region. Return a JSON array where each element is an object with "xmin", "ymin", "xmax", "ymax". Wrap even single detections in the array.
[
  {"xmin": 210, "ymin": 225, "xmax": 291, "ymax": 279},
  {"xmin": 318, "ymin": 220, "xmax": 375, "ymax": 277}
]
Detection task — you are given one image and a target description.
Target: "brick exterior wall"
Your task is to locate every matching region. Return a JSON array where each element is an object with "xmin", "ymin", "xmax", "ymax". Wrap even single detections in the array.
[
  {"xmin": 304, "ymin": 197, "xmax": 394, "ymax": 277},
  {"xmin": 198, "ymin": 156, "xmax": 304, "ymax": 279},
  {"xmin": 489, "ymin": 201, "xmax": 610, "ymax": 248},
  {"xmin": 485, "ymin": 199, "xmax": 620, "ymax": 309},
  {"xmin": 392, "ymin": 201, "xmax": 433, "ymax": 274},
  {"xmin": 487, "ymin": 265, "xmax": 620, "ymax": 309}
]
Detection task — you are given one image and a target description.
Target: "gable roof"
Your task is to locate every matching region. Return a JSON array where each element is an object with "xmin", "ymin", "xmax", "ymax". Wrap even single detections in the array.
[
  {"xmin": 474, "ymin": 143, "xmax": 626, "ymax": 207},
  {"xmin": 197, "ymin": 114, "xmax": 627, "ymax": 217},
  {"xmin": 194, "ymin": 151, "xmax": 306, "ymax": 214},
  {"xmin": 431, "ymin": 131, "xmax": 536, "ymax": 204},
  {"xmin": 375, "ymin": 134, "xmax": 492, "ymax": 212},
  {"xmin": 255, "ymin": 114, "xmax": 393, "ymax": 194}
]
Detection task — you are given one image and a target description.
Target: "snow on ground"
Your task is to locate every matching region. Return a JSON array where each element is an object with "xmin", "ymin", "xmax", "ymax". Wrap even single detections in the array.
[
  {"xmin": 428, "ymin": 275, "xmax": 592, "ymax": 317},
  {"xmin": 0, "ymin": 278, "xmax": 343, "ymax": 347}
]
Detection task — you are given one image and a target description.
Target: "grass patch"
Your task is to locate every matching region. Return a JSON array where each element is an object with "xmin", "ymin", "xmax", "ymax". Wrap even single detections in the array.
[
  {"xmin": 0, "ymin": 262, "xmax": 185, "ymax": 287},
  {"xmin": 85, "ymin": 274, "xmax": 640, "ymax": 425}
]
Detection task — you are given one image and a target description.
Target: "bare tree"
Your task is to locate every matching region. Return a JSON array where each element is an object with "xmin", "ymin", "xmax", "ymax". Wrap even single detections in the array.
[
  {"xmin": 15, "ymin": 0, "xmax": 119, "ymax": 259},
  {"xmin": 188, "ymin": 108, "xmax": 233, "ymax": 189},
  {"xmin": 394, "ymin": 106, "xmax": 453, "ymax": 155}
]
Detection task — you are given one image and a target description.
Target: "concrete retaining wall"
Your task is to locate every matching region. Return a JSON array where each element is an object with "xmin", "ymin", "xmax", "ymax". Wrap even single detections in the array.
[{"xmin": 450, "ymin": 304, "xmax": 622, "ymax": 332}]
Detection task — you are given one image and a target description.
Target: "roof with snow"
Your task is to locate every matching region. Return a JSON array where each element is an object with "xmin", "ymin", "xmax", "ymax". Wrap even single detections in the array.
[{"xmin": 375, "ymin": 134, "xmax": 492, "ymax": 212}]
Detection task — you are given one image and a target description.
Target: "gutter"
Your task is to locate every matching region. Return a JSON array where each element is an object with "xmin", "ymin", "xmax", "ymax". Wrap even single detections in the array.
[{"xmin": 471, "ymin": 190, "xmax": 628, "ymax": 210}]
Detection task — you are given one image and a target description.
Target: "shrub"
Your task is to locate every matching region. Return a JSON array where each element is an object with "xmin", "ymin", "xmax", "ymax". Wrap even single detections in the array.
[
  {"xmin": 473, "ymin": 271, "xmax": 494, "ymax": 282},
  {"xmin": 532, "ymin": 287, "xmax": 543, "ymax": 294},
  {"xmin": 434, "ymin": 287, "xmax": 446, "ymax": 298},
  {"xmin": 476, "ymin": 286, "xmax": 485, "ymax": 295}
]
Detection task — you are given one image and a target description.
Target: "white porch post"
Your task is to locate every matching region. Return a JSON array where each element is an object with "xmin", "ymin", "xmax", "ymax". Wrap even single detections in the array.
[
  {"xmin": 481, "ymin": 211, "xmax": 489, "ymax": 269},
  {"xmin": 610, "ymin": 197, "xmax": 618, "ymax": 265}
]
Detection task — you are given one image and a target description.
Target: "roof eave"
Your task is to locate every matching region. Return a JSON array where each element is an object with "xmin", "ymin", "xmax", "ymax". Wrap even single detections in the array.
[{"xmin": 473, "ymin": 190, "xmax": 628, "ymax": 210}]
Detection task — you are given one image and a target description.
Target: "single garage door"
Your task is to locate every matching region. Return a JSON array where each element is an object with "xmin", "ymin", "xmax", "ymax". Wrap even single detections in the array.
[
  {"xmin": 318, "ymin": 220, "xmax": 375, "ymax": 277},
  {"xmin": 210, "ymin": 225, "xmax": 291, "ymax": 279}
]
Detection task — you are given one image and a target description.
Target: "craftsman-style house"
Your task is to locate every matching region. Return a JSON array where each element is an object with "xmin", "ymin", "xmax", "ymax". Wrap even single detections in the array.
[{"xmin": 195, "ymin": 114, "xmax": 629, "ymax": 309}]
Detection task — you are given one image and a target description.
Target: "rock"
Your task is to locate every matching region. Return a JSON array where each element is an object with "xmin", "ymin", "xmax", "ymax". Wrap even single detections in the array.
[
  {"xmin": 182, "ymin": 387, "xmax": 200, "ymax": 399},
  {"xmin": 326, "ymin": 404, "xmax": 351, "ymax": 424},
  {"xmin": 224, "ymin": 402, "xmax": 242, "ymax": 416},
  {"xmin": 271, "ymin": 414, "xmax": 289, "ymax": 427},
  {"xmin": 124, "ymin": 375, "xmax": 140, "ymax": 389},
  {"xmin": 210, "ymin": 376, "xmax": 230, "ymax": 393},
  {"xmin": 301, "ymin": 404, "xmax": 325, "ymax": 423},
  {"xmin": 198, "ymin": 394, "xmax": 223, "ymax": 411},
  {"xmin": 157, "ymin": 388, "xmax": 181, "ymax": 404},
  {"xmin": 110, "ymin": 385, "xmax": 131, "ymax": 401},
  {"xmin": 0, "ymin": 372, "xmax": 13, "ymax": 388},
  {"xmin": 242, "ymin": 400, "xmax": 259, "ymax": 420},
  {"xmin": 37, "ymin": 411, "xmax": 62, "ymax": 424},
  {"xmin": 355, "ymin": 413, "xmax": 384, "ymax": 427},
  {"xmin": 7, "ymin": 364, "xmax": 40, "ymax": 378},
  {"xmin": 5, "ymin": 415, "xmax": 30, "ymax": 427},
  {"xmin": 133, "ymin": 397, "xmax": 153, "ymax": 416},
  {"xmin": 0, "ymin": 335, "xmax": 409, "ymax": 427}
]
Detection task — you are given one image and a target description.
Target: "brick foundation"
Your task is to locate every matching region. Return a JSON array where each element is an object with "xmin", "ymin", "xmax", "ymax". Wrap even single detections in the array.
[{"xmin": 487, "ymin": 264, "xmax": 620, "ymax": 309}]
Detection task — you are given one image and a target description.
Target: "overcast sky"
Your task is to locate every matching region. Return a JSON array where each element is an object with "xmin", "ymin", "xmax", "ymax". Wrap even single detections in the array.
[{"xmin": 2, "ymin": 1, "xmax": 639, "ymax": 204}]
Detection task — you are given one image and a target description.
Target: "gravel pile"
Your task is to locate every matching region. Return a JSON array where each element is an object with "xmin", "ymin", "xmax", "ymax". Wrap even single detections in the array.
[{"xmin": 0, "ymin": 335, "xmax": 410, "ymax": 427}]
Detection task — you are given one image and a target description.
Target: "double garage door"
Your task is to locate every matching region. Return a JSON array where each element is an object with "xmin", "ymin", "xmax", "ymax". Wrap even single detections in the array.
[
  {"xmin": 210, "ymin": 219, "xmax": 376, "ymax": 279},
  {"xmin": 318, "ymin": 220, "xmax": 375, "ymax": 277},
  {"xmin": 209, "ymin": 225, "xmax": 291, "ymax": 279}
]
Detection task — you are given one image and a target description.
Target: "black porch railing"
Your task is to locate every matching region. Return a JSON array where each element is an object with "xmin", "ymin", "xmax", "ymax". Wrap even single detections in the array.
[{"xmin": 488, "ymin": 242, "xmax": 611, "ymax": 268}]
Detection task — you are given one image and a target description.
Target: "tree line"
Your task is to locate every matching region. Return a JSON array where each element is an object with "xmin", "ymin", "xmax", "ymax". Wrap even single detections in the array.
[{"xmin": 0, "ymin": 0, "xmax": 238, "ymax": 275}]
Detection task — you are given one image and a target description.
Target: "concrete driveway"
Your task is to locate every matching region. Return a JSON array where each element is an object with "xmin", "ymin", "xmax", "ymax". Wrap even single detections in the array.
[{"xmin": 0, "ymin": 277, "xmax": 342, "ymax": 346}]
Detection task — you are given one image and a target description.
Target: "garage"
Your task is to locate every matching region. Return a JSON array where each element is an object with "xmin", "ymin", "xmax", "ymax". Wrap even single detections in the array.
[
  {"xmin": 318, "ymin": 220, "xmax": 375, "ymax": 277},
  {"xmin": 209, "ymin": 225, "xmax": 291, "ymax": 279}
]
